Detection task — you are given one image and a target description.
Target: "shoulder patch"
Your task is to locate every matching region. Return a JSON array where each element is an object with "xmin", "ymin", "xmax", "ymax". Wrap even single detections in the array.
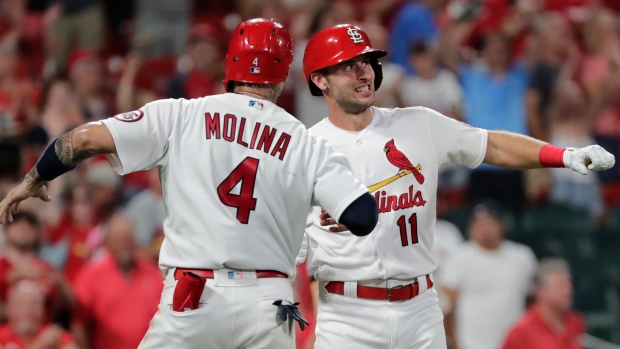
[{"xmin": 114, "ymin": 110, "xmax": 144, "ymax": 122}]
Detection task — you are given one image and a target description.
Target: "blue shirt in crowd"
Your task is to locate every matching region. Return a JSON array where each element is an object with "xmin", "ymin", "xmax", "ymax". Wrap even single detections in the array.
[
  {"xmin": 388, "ymin": 1, "xmax": 437, "ymax": 75},
  {"xmin": 460, "ymin": 62, "xmax": 528, "ymax": 170}
]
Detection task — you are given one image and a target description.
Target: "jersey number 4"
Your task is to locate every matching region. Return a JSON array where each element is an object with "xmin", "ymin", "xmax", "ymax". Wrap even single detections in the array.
[
  {"xmin": 397, "ymin": 213, "xmax": 419, "ymax": 246},
  {"xmin": 217, "ymin": 157, "xmax": 259, "ymax": 224}
]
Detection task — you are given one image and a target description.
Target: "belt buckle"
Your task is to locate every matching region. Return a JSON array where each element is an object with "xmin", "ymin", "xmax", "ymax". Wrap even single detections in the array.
[{"xmin": 387, "ymin": 284, "xmax": 405, "ymax": 302}]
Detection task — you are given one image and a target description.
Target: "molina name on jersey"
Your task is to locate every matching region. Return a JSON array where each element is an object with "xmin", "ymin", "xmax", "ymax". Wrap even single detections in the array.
[{"xmin": 101, "ymin": 93, "xmax": 368, "ymax": 278}]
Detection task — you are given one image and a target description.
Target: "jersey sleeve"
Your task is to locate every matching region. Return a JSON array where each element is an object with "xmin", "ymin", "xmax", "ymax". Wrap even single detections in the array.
[
  {"xmin": 425, "ymin": 107, "xmax": 488, "ymax": 168},
  {"xmin": 101, "ymin": 99, "xmax": 180, "ymax": 175},
  {"xmin": 308, "ymin": 134, "xmax": 368, "ymax": 222}
]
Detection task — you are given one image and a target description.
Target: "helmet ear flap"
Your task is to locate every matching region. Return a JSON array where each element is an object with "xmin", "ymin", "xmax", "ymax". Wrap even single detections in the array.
[{"xmin": 371, "ymin": 59, "xmax": 383, "ymax": 92}]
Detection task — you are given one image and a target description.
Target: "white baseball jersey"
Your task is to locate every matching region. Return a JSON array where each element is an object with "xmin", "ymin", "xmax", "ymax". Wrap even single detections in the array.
[
  {"xmin": 306, "ymin": 106, "xmax": 487, "ymax": 281},
  {"xmin": 102, "ymin": 93, "xmax": 368, "ymax": 277}
]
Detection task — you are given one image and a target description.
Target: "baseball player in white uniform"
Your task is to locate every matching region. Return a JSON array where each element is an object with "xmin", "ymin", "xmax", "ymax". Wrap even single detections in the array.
[
  {"xmin": 0, "ymin": 19, "xmax": 378, "ymax": 349},
  {"xmin": 301, "ymin": 24, "xmax": 615, "ymax": 349}
]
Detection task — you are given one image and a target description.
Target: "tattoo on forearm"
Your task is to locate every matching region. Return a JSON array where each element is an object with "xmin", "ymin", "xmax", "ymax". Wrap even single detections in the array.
[
  {"xmin": 54, "ymin": 130, "xmax": 95, "ymax": 167},
  {"xmin": 24, "ymin": 167, "xmax": 45, "ymax": 187}
]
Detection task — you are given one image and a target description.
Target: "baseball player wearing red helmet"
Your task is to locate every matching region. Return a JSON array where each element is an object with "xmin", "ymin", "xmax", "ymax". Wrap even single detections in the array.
[
  {"xmin": 0, "ymin": 19, "xmax": 379, "ymax": 349},
  {"xmin": 301, "ymin": 24, "xmax": 615, "ymax": 349}
]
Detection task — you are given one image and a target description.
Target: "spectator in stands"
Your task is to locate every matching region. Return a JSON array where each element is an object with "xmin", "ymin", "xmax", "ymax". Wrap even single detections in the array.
[
  {"xmin": 502, "ymin": 258, "xmax": 584, "ymax": 349},
  {"xmin": 132, "ymin": 0, "xmax": 191, "ymax": 57},
  {"xmin": 67, "ymin": 48, "xmax": 113, "ymax": 121},
  {"xmin": 292, "ymin": 0, "xmax": 356, "ymax": 127},
  {"xmin": 362, "ymin": 21, "xmax": 405, "ymax": 108},
  {"xmin": 0, "ymin": 39, "xmax": 36, "ymax": 136},
  {"xmin": 72, "ymin": 212, "xmax": 162, "ymax": 349},
  {"xmin": 46, "ymin": 0, "xmax": 104, "ymax": 75},
  {"xmin": 433, "ymin": 217, "xmax": 464, "ymax": 315},
  {"xmin": 40, "ymin": 79, "xmax": 84, "ymax": 139},
  {"xmin": 42, "ymin": 181, "xmax": 97, "ymax": 283},
  {"xmin": 579, "ymin": 8, "xmax": 620, "ymax": 182},
  {"xmin": 167, "ymin": 23, "xmax": 224, "ymax": 100},
  {"xmin": 442, "ymin": 201, "xmax": 537, "ymax": 349},
  {"xmin": 0, "ymin": 211, "xmax": 74, "ymax": 323},
  {"xmin": 459, "ymin": 33, "xmax": 529, "ymax": 212},
  {"xmin": 401, "ymin": 40, "xmax": 462, "ymax": 119},
  {"xmin": 0, "ymin": 281, "xmax": 77, "ymax": 349},
  {"xmin": 547, "ymin": 80, "xmax": 604, "ymax": 217},
  {"xmin": 115, "ymin": 52, "xmax": 159, "ymax": 113},
  {"xmin": 388, "ymin": 0, "xmax": 439, "ymax": 74},
  {"xmin": 526, "ymin": 13, "xmax": 576, "ymax": 142},
  {"xmin": 123, "ymin": 168, "xmax": 164, "ymax": 261}
]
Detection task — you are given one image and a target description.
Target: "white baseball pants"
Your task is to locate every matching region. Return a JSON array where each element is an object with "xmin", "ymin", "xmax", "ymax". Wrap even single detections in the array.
[
  {"xmin": 138, "ymin": 269, "xmax": 296, "ymax": 349},
  {"xmin": 314, "ymin": 281, "xmax": 447, "ymax": 349}
]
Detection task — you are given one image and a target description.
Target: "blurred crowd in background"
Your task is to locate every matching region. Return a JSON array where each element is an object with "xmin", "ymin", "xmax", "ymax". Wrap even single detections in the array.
[{"xmin": 0, "ymin": 0, "xmax": 619, "ymax": 348}]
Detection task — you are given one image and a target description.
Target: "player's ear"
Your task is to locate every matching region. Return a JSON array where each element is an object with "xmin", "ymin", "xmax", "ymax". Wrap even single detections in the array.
[{"xmin": 310, "ymin": 72, "xmax": 329, "ymax": 93}]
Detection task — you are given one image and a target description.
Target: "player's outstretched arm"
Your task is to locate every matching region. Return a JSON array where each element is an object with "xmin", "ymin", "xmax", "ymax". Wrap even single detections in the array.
[
  {"xmin": 484, "ymin": 130, "xmax": 615, "ymax": 173},
  {"xmin": 0, "ymin": 122, "xmax": 115, "ymax": 223}
]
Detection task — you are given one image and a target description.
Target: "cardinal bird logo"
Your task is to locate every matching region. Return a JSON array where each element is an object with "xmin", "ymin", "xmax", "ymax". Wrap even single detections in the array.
[{"xmin": 384, "ymin": 139, "xmax": 425, "ymax": 184}]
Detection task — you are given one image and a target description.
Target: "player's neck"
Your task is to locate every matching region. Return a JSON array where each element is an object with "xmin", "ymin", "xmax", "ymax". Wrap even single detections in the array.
[
  {"xmin": 234, "ymin": 87, "xmax": 277, "ymax": 104},
  {"xmin": 327, "ymin": 106, "xmax": 373, "ymax": 132}
]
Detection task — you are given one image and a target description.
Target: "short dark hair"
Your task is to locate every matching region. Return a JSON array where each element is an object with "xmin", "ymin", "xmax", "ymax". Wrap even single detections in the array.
[
  {"xmin": 6, "ymin": 211, "xmax": 40, "ymax": 229},
  {"xmin": 409, "ymin": 40, "xmax": 430, "ymax": 56}
]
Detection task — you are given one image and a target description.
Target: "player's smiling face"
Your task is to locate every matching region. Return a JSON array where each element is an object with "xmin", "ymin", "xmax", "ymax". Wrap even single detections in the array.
[{"xmin": 324, "ymin": 54, "xmax": 375, "ymax": 115}]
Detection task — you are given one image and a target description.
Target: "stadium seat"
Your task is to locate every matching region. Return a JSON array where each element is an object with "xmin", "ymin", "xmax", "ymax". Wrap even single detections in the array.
[{"xmin": 520, "ymin": 204, "xmax": 595, "ymax": 235}]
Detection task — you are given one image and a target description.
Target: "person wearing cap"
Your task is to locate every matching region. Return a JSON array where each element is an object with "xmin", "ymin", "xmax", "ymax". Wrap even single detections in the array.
[
  {"xmin": 441, "ymin": 203, "xmax": 537, "ymax": 349},
  {"xmin": 301, "ymin": 24, "xmax": 614, "ymax": 349},
  {"xmin": 0, "ymin": 18, "xmax": 378, "ymax": 348}
]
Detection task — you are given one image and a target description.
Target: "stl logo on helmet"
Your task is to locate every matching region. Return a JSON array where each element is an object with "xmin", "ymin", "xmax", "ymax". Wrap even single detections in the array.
[{"xmin": 347, "ymin": 27, "xmax": 364, "ymax": 44}]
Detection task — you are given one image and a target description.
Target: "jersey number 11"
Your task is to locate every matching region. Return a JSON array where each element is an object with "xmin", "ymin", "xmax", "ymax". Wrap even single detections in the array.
[
  {"xmin": 397, "ymin": 213, "xmax": 419, "ymax": 246},
  {"xmin": 217, "ymin": 157, "xmax": 259, "ymax": 224}
]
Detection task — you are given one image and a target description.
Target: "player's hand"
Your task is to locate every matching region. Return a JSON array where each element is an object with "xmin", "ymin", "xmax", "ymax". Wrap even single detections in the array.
[
  {"xmin": 319, "ymin": 209, "xmax": 350, "ymax": 233},
  {"xmin": 564, "ymin": 145, "xmax": 615, "ymax": 175},
  {"xmin": 0, "ymin": 180, "xmax": 51, "ymax": 223}
]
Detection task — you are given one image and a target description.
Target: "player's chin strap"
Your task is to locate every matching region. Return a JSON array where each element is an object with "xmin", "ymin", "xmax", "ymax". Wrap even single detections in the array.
[{"xmin": 272, "ymin": 300, "xmax": 310, "ymax": 331}]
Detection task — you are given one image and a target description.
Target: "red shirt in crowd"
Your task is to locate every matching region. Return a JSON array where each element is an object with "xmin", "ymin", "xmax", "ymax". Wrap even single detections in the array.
[
  {"xmin": 72, "ymin": 253, "xmax": 162, "ymax": 349},
  {"xmin": 0, "ymin": 257, "xmax": 59, "ymax": 323},
  {"xmin": 502, "ymin": 306, "xmax": 585, "ymax": 349},
  {"xmin": 46, "ymin": 213, "xmax": 95, "ymax": 284},
  {"xmin": 0, "ymin": 324, "xmax": 75, "ymax": 348}
]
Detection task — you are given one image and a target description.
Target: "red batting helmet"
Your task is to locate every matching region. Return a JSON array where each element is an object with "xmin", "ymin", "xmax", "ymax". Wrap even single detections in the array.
[
  {"xmin": 303, "ymin": 24, "xmax": 387, "ymax": 96},
  {"xmin": 223, "ymin": 18, "xmax": 294, "ymax": 92}
]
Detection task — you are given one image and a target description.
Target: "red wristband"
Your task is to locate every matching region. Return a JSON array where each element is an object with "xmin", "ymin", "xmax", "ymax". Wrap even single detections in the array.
[{"xmin": 539, "ymin": 144, "xmax": 566, "ymax": 168}]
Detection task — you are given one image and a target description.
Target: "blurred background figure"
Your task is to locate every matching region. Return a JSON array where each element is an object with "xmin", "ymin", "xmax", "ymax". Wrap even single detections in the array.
[
  {"xmin": 502, "ymin": 258, "xmax": 584, "ymax": 349},
  {"xmin": 0, "ymin": 211, "xmax": 74, "ymax": 324},
  {"xmin": 46, "ymin": 0, "xmax": 104, "ymax": 75},
  {"xmin": 42, "ymin": 181, "xmax": 97, "ymax": 284},
  {"xmin": 0, "ymin": 280, "xmax": 76, "ymax": 349},
  {"xmin": 167, "ymin": 22, "xmax": 225, "ymax": 100},
  {"xmin": 39, "ymin": 79, "xmax": 84, "ymax": 139},
  {"xmin": 123, "ymin": 168, "xmax": 164, "ymax": 262},
  {"xmin": 401, "ymin": 40, "xmax": 462, "ymax": 119},
  {"xmin": 442, "ymin": 202, "xmax": 537, "ymax": 349},
  {"xmin": 458, "ymin": 33, "xmax": 529, "ymax": 213},
  {"xmin": 72, "ymin": 212, "xmax": 162, "ymax": 349},
  {"xmin": 66, "ymin": 48, "xmax": 113, "ymax": 122},
  {"xmin": 132, "ymin": 0, "xmax": 191, "ymax": 57},
  {"xmin": 388, "ymin": 0, "xmax": 439, "ymax": 74},
  {"xmin": 362, "ymin": 21, "xmax": 405, "ymax": 109}
]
